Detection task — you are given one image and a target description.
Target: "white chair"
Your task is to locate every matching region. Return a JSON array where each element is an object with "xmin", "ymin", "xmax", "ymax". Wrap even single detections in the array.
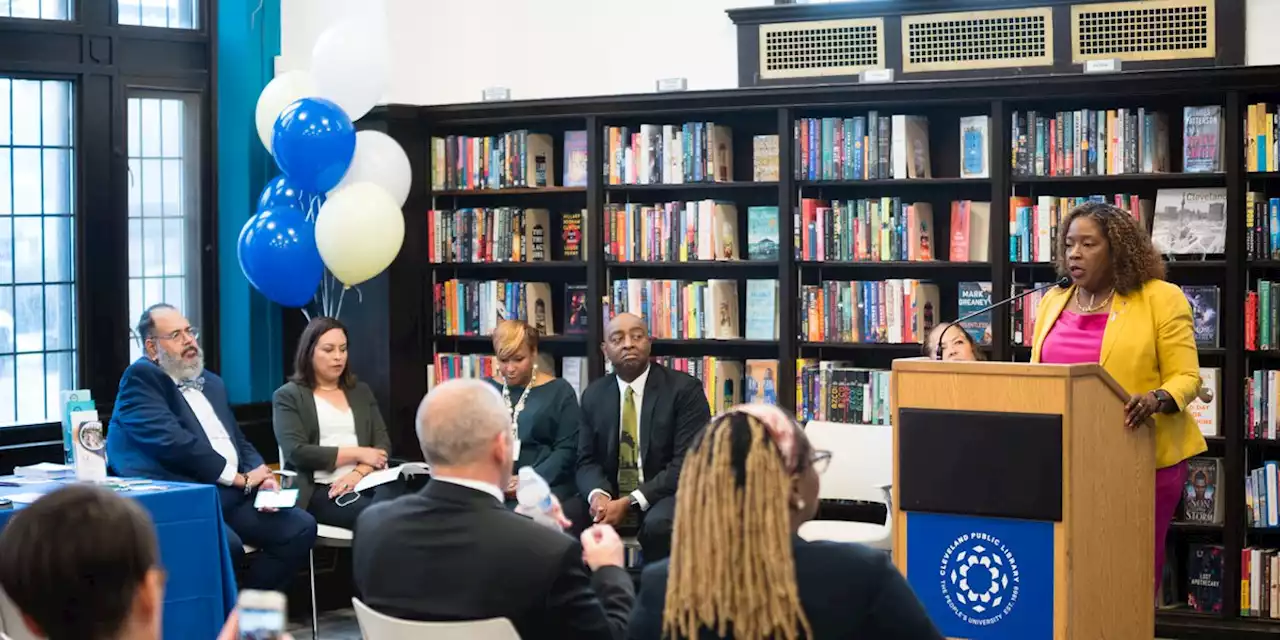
[
  {"xmin": 797, "ymin": 421, "xmax": 893, "ymax": 551},
  {"xmin": 0, "ymin": 586, "xmax": 38, "ymax": 640},
  {"xmin": 352, "ymin": 598, "xmax": 521, "ymax": 640}
]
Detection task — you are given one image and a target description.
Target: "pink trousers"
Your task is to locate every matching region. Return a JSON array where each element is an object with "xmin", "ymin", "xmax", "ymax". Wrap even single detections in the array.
[{"xmin": 1154, "ymin": 461, "xmax": 1189, "ymax": 593}]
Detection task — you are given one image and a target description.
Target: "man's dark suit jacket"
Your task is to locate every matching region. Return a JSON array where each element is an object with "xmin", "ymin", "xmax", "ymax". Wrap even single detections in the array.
[
  {"xmin": 107, "ymin": 358, "xmax": 264, "ymax": 485},
  {"xmin": 352, "ymin": 480, "xmax": 635, "ymax": 639},
  {"xmin": 575, "ymin": 363, "xmax": 711, "ymax": 503},
  {"xmin": 627, "ymin": 537, "xmax": 944, "ymax": 639}
]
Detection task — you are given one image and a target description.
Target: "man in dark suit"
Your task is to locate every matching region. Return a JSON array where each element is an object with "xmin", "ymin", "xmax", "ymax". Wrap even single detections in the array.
[
  {"xmin": 107, "ymin": 304, "xmax": 316, "ymax": 591},
  {"xmin": 352, "ymin": 379, "xmax": 634, "ymax": 639},
  {"xmin": 577, "ymin": 312, "xmax": 712, "ymax": 563}
]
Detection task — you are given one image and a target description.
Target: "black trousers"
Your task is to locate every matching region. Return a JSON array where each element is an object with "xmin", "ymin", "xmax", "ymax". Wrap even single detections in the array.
[
  {"xmin": 636, "ymin": 496, "xmax": 675, "ymax": 564},
  {"xmin": 307, "ymin": 480, "xmax": 409, "ymax": 530}
]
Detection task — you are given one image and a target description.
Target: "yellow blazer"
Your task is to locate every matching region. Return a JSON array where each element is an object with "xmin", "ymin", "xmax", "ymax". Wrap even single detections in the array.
[{"xmin": 1031, "ymin": 279, "xmax": 1206, "ymax": 468}]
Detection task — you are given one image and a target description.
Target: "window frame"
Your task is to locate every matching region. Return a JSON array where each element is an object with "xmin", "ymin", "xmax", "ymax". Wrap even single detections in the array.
[{"xmin": 0, "ymin": 0, "xmax": 216, "ymax": 440}]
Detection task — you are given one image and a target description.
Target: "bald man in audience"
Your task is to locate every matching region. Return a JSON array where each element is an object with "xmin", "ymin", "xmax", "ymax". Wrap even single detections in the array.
[
  {"xmin": 576, "ymin": 312, "xmax": 711, "ymax": 564},
  {"xmin": 351, "ymin": 379, "xmax": 635, "ymax": 639}
]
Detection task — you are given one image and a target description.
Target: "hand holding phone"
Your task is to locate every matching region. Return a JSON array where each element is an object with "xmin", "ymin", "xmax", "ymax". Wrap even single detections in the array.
[
  {"xmin": 232, "ymin": 590, "xmax": 288, "ymax": 640},
  {"xmin": 253, "ymin": 489, "xmax": 298, "ymax": 511}
]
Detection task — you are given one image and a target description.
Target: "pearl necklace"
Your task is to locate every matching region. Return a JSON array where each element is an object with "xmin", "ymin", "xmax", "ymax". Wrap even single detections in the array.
[
  {"xmin": 1075, "ymin": 287, "xmax": 1115, "ymax": 313},
  {"xmin": 501, "ymin": 364, "xmax": 537, "ymax": 441}
]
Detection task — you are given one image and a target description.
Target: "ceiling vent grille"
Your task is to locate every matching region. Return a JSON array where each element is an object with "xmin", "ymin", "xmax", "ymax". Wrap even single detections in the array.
[
  {"xmin": 901, "ymin": 8, "xmax": 1054, "ymax": 74},
  {"xmin": 758, "ymin": 18, "xmax": 885, "ymax": 80},
  {"xmin": 1071, "ymin": 0, "xmax": 1215, "ymax": 64}
]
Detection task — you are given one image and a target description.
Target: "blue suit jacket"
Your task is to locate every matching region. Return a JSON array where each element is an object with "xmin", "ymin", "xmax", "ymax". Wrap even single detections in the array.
[{"xmin": 107, "ymin": 358, "xmax": 264, "ymax": 485}]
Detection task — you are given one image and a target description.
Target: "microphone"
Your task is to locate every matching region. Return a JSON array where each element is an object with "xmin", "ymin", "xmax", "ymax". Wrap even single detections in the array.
[{"xmin": 934, "ymin": 276, "xmax": 1071, "ymax": 361}]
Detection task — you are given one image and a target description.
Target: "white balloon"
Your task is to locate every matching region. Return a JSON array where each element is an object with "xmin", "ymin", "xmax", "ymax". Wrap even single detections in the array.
[
  {"xmin": 315, "ymin": 182, "xmax": 404, "ymax": 287},
  {"xmin": 310, "ymin": 21, "xmax": 390, "ymax": 122},
  {"xmin": 331, "ymin": 130, "xmax": 411, "ymax": 206},
  {"xmin": 254, "ymin": 70, "xmax": 315, "ymax": 152}
]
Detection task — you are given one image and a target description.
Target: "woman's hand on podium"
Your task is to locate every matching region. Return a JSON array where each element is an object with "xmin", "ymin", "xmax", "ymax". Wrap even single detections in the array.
[{"xmin": 1124, "ymin": 391, "xmax": 1159, "ymax": 429}]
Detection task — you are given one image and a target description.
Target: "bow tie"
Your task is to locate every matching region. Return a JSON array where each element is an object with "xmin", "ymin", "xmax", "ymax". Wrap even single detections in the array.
[{"xmin": 176, "ymin": 377, "xmax": 205, "ymax": 392}]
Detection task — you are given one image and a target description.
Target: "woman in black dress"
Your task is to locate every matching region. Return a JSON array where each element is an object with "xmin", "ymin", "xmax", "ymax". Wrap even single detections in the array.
[{"xmin": 486, "ymin": 320, "xmax": 587, "ymax": 530}]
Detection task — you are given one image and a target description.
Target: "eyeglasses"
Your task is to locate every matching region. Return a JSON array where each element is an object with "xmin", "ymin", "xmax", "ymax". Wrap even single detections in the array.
[
  {"xmin": 153, "ymin": 327, "xmax": 199, "ymax": 342},
  {"xmin": 809, "ymin": 449, "xmax": 832, "ymax": 475}
]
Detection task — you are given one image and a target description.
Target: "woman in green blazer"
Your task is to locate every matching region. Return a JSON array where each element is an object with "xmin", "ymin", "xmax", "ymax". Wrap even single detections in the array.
[
  {"xmin": 485, "ymin": 320, "xmax": 587, "ymax": 531},
  {"xmin": 273, "ymin": 317, "xmax": 398, "ymax": 529}
]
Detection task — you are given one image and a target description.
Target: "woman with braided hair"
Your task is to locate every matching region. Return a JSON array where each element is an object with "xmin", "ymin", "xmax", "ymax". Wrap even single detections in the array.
[{"xmin": 627, "ymin": 404, "xmax": 942, "ymax": 640}]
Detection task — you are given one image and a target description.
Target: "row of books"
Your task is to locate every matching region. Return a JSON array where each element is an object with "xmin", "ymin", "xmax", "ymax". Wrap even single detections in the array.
[
  {"xmin": 796, "ymin": 198, "xmax": 938, "ymax": 262},
  {"xmin": 1011, "ymin": 106, "xmax": 1224, "ymax": 176},
  {"xmin": 428, "ymin": 353, "xmax": 590, "ymax": 400},
  {"xmin": 604, "ymin": 123, "xmax": 735, "ymax": 185},
  {"xmin": 1246, "ymin": 192, "xmax": 1280, "ymax": 261},
  {"xmin": 793, "ymin": 114, "xmax": 943, "ymax": 181},
  {"xmin": 432, "ymin": 280, "xmax": 561, "ymax": 338},
  {"xmin": 1247, "ymin": 370, "xmax": 1280, "ymax": 440},
  {"xmin": 649, "ymin": 357, "xmax": 747, "ymax": 414},
  {"xmin": 796, "ymin": 361, "xmax": 891, "ymax": 426},
  {"xmin": 429, "ymin": 131, "xmax": 558, "ymax": 191},
  {"xmin": 426, "ymin": 209, "xmax": 586, "ymax": 264},
  {"xmin": 799, "ymin": 279, "xmax": 939, "ymax": 345},
  {"xmin": 1246, "ymin": 280, "xmax": 1280, "ymax": 351},
  {"xmin": 1241, "ymin": 546, "xmax": 1280, "ymax": 619},
  {"xmin": 608, "ymin": 279, "xmax": 779, "ymax": 341},
  {"xmin": 1246, "ymin": 102, "xmax": 1280, "ymax": 173},
  {"xmin": 1008, "ymin": 194, "xmax": 1152, "ymax": 263},
  {"xmin": 601, "ymin": 202, "xmax": 781, "ymax": 263}
]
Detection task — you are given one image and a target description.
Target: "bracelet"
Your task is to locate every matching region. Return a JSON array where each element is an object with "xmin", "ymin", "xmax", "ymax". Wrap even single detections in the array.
[
  {"xmin": 241, "ymin": 473, "xmax": 252, "ymax": 495},
  {"xmin": 354, "ymin": 468, "xmax": 369, "ymax": 477}
]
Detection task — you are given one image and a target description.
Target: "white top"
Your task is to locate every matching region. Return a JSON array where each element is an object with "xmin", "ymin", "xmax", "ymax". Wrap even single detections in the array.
[
  {"xmin": 588, "ymin": 365, "xmax": 652, "ymax": 511},
  {"xmin": 176, "ymin": 380, "xmax": 239, "ymax": 486},
  {"xmin": 312, "ymin": 395, "xmax": 358, "ymax": 485}
]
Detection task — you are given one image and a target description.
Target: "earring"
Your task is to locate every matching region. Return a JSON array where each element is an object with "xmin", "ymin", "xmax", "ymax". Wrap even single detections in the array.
[{"xmin": 794, "ymin": 498, "xmax": 806, "ymax": 510}]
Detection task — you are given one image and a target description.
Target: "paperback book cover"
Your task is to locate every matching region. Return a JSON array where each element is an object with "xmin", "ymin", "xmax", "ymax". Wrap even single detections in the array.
[
  {"xmin": 1187, "ymin": 544, "xmax": 1224, "ymax": 613},
  {"xmin": 957, "ymin": 281, "xmax": 993, "ymax": 345},
  {"xmin": 1187, "ymin": 367, "xmax": 1220, "ymax": 437},
  {"xmin": 1152, "ymin": 188, "xmax": 1227, "ymax": 255},
  {"xmin": 565, "ymin": 285, "xmax": 588, "ymax": 335},
  {"xmin": 745, "ymin": 359, "xmax": 779, "ymax": 405},
  {"xmin": 1182, "ymin": 457, "xmax": 1224, "ymax": 525},
  {"xmin": 1181, "ymin": 285, "xmax": 1221, "ymax": 348},
  {"xmin": 747, "ymin": 206, "xmax": 780, "ymax": 261}
]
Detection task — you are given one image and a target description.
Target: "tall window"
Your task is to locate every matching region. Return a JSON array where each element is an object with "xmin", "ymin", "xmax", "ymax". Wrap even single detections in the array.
[
  {"xmin": 128, "ymin": 92, "xmax": 200, "ymax": 362},
  {"xmin": 118, "ymin": 0, "xmax": 198, "ymax": 29},
  {"xmin": 0, "ymin": 78, "xmax": 75, "ymax": 427},
  {"xmin": 0, "ymin": 0, "xmax": 72, "ymax": 20}
]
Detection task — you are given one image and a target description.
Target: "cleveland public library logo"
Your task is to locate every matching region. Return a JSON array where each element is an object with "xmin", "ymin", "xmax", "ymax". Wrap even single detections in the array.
[{"xmin": 938, "ymin": 531, "xmax": 1021, "ymax": 626}]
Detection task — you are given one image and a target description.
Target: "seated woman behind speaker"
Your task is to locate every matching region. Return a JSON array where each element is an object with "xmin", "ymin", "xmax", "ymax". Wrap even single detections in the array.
[
  {"xmin": 273, "ymin": 317, "xmax": 401, "ymax": 530},
  {"xmin": 924, "ymin": 322, "xmax": 984, "ymax": 361},
  {"xmin": 627, "ymin": 404, "xmax": 942, "ymax": 640},
  {"xmin": 1030, "ymin": 201, "xmax": 1204, "ymax": 591},
  {"xmin": 486, "ymin": 319, "xmax": 587, "ymax": 530}
]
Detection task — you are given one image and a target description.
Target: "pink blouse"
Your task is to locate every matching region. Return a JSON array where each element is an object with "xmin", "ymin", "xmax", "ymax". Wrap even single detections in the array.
[{"xmin": 1040, "ymin": 310, "xmax": 1107, "ymax": 364}]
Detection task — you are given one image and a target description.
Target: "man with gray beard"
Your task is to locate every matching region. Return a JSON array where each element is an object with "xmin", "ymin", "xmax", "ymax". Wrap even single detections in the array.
[{"xmin": 107, "ymin": 303, "xmax": 316, "ymax": 591}]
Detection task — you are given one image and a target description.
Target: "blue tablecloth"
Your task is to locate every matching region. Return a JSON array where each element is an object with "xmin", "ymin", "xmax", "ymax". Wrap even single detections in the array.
[{"xmin": 0, "ymin": 478, "xmax": 236, "ymax": 640}]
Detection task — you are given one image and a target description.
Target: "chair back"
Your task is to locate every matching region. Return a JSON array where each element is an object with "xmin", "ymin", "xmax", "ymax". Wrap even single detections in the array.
[
  {"xmin": 804, "ymin": 421, "xmax": 892, "ymax": 503},
  {"xmin": 352, "ymin": 598, "xmax": 521, "ymax": 640},
  {"xmin": 0, "ymin": 587, "xmax": 38, "ymax": 640}
]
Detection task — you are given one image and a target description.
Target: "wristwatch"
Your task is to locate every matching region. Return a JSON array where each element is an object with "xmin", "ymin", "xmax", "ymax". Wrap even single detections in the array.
[
  {"xmin": 627, "ymin": 494, "xmax": 640, "ymax": 509},
  {"xmin": 1152, "ymin": 389, "xmax": 1175, "ymax": 414},
  {"xmin": 241, "ymin": 473, "xmax": 252, "ymax": 495}
]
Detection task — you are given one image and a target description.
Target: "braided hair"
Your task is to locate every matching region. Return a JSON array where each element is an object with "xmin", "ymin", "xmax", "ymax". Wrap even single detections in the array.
[{"xmin": 662, "ymin": 410, "xmax": 813, "ymax": 640}]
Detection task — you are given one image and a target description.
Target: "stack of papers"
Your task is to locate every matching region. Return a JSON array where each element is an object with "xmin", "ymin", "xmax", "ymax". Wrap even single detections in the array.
[{"xmin": 13, "ymin": 463, "xmax": 72, "ymax": 478}]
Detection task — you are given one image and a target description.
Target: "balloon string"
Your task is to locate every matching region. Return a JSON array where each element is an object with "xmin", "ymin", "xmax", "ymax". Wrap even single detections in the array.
[
  {"xmin": 300, "ymin": 307, "xmax": 311, "ymax": 322},
  {"xmin": 335, "ymin": 287, "xmax": 347, "ymax": 319}
]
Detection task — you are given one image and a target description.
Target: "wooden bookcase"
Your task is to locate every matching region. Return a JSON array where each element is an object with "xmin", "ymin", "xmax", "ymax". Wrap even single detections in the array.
[{"xmin": 363, "ymin": 66, "xmax": 1280, "ymax": 638}]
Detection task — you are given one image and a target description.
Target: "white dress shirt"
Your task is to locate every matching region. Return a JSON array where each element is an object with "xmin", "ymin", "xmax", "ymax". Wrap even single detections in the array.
[
  {"xmin": 431, "ymin": 476, "xmax": 504, "ymax": 503},
  {"xmin": 312, "ymin": 396, "xmax": 358, "ymax": 485},
  {"xmin": 175, "ymin": 377, "xmax": 239, "ymax": 486},
  {"xmin": 589, "ymin": 365, "xmax": 652, "ymax": 511}
]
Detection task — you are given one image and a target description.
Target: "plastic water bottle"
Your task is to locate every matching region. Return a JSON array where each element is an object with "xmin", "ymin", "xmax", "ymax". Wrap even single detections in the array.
[{"xmin": 515, "ymin": 466, "xmax": 559, "ymax": 530}]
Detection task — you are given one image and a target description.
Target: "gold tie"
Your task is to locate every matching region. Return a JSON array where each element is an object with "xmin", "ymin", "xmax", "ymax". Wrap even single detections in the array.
[{"xmin": 618, "ymin": 386, "xmax": 640, "ymax": 495}]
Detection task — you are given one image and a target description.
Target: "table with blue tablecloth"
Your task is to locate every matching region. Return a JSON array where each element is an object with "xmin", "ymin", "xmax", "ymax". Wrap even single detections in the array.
[{"xmin": 0, "ymin": 478, "xmax": 236, "ymax": 640}]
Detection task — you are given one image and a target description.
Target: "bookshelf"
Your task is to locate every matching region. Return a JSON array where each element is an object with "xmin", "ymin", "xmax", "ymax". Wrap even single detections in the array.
[{"xmin": 363, "ymin": 66, "xmax": 1280, "ymax": 638}]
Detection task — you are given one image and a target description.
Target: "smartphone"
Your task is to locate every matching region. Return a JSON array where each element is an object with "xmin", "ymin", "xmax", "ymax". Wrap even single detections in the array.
[
  {"xmin": 253, "ymin": 488, "xmax": 299, "ymax": 510},
  {"xmin": 237, "ymin": 590, "xmax": 287, "ymax": 640}
]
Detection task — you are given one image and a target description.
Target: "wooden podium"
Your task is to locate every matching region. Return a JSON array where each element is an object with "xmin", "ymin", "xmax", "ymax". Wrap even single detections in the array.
[{"xmin": 890, "ymin": 358, "xmax": 1154, "ymax": 640}]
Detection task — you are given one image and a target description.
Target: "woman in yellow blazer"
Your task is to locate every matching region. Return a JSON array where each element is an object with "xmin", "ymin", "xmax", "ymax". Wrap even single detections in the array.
[{"xmin": 1030, "ymin": 201, "xmax": 1205, "ymax": 592}]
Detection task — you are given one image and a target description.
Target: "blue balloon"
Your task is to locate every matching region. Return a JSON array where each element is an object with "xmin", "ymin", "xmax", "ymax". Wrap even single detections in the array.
[
  {"xmin": 271, "ymin": 97, "xmax": 356, "ymax": 194},
  {"xmin": 237, "ymin": 207, "xmax": 324, "ymax": 308},
  {"xmin": 257, "ymin": 174, "xmax": 321, "ymax": 214}
]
